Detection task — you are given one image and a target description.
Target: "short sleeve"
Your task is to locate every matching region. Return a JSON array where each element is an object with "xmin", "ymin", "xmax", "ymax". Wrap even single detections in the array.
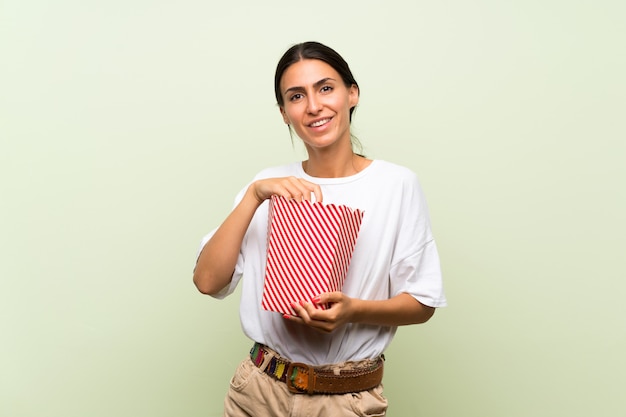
[
  {"xmin": 389, "ymin": 240, "xmax": 447, "ymax": 307},
  {"xmin": 194, "ymin": 185, "xmax": 250, "ymax": 299},
  {"xmin": 195, "ymin": 228, "xmax": 245, "ymax": 299},
  {"xmin": 388, "ymin": 173, "xmax": 447, "ymax": 307}
]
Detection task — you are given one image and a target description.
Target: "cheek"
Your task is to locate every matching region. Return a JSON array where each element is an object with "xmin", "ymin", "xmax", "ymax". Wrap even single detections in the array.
[
  {"xmin": 331, "ymin": 95, "xmax": 351, "ymax": 112},
  {"xmin": 283, "ymin": 106, "xmax": 300, "ymax": 123},
  {"xmin": 280, "ymin": 106, "xmax": 293, "ymax": 124}
]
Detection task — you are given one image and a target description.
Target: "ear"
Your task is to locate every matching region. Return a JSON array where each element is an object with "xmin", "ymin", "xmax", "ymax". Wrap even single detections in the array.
[
  {"xmin": 279, "ymin": 106, "xmax": 290, "ymax": 125},
  {"xmin": 348, "ymin": 84, "xmax": 359, "ymax": 108}
]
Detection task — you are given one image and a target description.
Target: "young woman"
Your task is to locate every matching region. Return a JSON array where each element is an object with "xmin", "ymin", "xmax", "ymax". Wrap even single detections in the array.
[{"xmin": 194, "ymin": 41, "xmax": 446, "ymax": 417}]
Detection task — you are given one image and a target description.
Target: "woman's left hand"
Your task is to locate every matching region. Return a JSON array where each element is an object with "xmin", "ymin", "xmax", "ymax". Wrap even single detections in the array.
[
  {"xmin": 286, "ymin": 292, "xmax": 356, "ymax": 334},
  {"xmin": 285, "ymin": 292, "xmax": 436, "ymax": 332}
]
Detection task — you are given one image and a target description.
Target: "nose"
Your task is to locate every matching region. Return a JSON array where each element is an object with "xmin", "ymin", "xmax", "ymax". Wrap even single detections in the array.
[{"xmin": 306, "ymin": 95, "xmax": 321, "ymax": 114}]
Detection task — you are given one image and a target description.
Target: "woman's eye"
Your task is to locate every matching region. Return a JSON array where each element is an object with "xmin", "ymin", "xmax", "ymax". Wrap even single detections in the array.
[
  {"xmin": 290, "ymin": 93, "xmax": 303, "ymax": 101},
  {"xmin": 321, "ymin": 85, "xmax": 333, "ymax": 93}
]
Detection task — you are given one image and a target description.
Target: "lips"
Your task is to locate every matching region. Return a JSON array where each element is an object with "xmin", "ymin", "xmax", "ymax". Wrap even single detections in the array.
[{"xmin": 308, "ymin": 117, "xmax": 332, "ymax": 128}]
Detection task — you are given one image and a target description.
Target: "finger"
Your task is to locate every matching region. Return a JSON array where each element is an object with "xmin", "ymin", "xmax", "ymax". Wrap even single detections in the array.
[
  {"xmin": 313, "ymin": 292, "xmax": 342, "ymax": 306},
  {"xmin": 298, "ymin": 300, "xmax": 320, "ymax": 320},
  {"xmin": 311, "ymin": 183, "xmax": 323, "ymax": 203},
  {"xmin": 288, "ymin": 302, "xmax": 336, "ymax": 333},
  {"xmin": 293, "ymin": 300, "xmax": 327, "ymax": 324},
  {"xmin": 306, "ymin": 302, "xmax": 343, "ymax": 326},
  {"xmin": 254, "ymin": 177, "xmax": 322, "ymax": 203},
  {"xmin": 290, "ymin": 301, "xmax": 310, "ymax": 320},
  {"xmin": 288, "ymin": 178, "xmax": 322, "ymax": 203},
  {"xmin": 296, "ymin": 181, "xmax": 322, "ymax": 203},
  {"xmin": 283, "ymin": 313, "xmax": 304, "ymax": 325},
  {"xmin": 281, "ymin": 177, "xmax": 312, "ymax": 202}
]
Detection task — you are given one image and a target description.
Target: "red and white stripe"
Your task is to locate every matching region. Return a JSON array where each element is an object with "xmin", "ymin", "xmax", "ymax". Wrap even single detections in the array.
[{"xmin": 262, "ymin": 195, "xmax": 364, "ymax": 316}]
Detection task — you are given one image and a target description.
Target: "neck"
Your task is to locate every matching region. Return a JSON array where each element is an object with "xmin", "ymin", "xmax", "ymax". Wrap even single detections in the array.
[{"xmin": 302, "ymin": 147, "xmax": 369, "ymax": 178}]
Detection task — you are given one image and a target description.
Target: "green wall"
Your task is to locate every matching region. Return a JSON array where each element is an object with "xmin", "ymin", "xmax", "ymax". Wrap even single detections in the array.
[{"xmin": 1, "ymin": 1, "xmax": 624, "ymax": 416}]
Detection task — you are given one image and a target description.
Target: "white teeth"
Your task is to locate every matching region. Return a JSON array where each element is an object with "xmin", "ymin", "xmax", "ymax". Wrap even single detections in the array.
[{"xmin": 310, "ymin": 118, "xmax": 330, "ymax": 127}]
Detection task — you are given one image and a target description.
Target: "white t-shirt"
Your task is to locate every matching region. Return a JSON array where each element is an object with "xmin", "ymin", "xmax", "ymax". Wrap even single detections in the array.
[{"xmin": 198, "ymin": 160, "xmax": 446, "ymax": 364}]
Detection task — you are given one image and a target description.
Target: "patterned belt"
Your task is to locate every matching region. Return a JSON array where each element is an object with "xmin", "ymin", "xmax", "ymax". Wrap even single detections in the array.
[{"xmin": 249, "ymin": 343, "xmax": 384, "ymax": 395}]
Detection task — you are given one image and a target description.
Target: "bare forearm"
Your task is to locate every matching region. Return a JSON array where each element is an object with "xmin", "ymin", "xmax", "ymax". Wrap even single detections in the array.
[
  {"xmin": 193, "ymin": 189, "xmax": 261, "ymax": 295},
  {"xmin": 351, "ymin": 293, "xmax": 435, "ymax": 326},
  {"xmin": 291, "ymin": 292, "xmax": 436, "ymax": 333}
]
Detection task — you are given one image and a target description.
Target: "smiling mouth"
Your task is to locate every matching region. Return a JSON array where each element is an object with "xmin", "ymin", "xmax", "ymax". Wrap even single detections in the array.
[{"xmin": 309, "ymin": 118, "xmax": 331, "ymax": 128}]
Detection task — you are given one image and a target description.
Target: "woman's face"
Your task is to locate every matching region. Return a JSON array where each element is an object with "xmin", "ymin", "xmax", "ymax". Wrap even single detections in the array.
[{"xmin": 279, "ymin": 59, "xmax": 359, "ymax": 152}]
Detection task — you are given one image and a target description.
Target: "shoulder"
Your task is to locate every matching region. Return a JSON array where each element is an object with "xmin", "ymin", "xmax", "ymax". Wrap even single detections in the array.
[
  {"xmin": 252, "ymin": 162, "xmax": 301, "ymax": 180},
  {"xmin": 371, "ymin": 160, "xmax": 420, "ymax": 184},
  {"xmin": 368, "ymin": 161, "xmax": 428, "ymax": 208}
]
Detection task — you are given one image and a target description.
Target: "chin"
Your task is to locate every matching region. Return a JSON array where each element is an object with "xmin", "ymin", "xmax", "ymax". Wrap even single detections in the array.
[
  {"xmin": 302, "ymin": 139, "xmax": 340, "ymax": 150},
  {"xmin": 300, "ymin": 132, "xmax": 348, "ymax": 149}
]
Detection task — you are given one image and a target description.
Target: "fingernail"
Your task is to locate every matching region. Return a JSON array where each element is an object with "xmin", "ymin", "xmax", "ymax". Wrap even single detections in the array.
[{"xmin": 312, "ymin": 296, "xmax": 321, "ymax": 303}]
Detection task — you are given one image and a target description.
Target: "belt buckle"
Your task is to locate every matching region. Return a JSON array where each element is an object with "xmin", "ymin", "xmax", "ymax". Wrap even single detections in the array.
[{"xmin": 285, "ymin": 362, "xmax": 315, "ymax": 394}]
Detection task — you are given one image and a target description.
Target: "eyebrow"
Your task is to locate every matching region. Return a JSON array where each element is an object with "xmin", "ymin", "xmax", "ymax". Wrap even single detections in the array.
[{"xmin": 283, "ymin": 77, "xmax": 336, "ymax": 96}]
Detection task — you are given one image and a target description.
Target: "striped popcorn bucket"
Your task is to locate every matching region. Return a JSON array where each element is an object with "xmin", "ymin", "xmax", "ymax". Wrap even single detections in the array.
[{"xmin": 262, "ymin": 195, "xmax": 365, "ymax": 316}]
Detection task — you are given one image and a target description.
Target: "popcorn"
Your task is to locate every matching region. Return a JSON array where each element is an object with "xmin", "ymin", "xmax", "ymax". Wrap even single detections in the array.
[{"xmin": 262, "ymin": 195, "xmax": 364, "ymax": 316}]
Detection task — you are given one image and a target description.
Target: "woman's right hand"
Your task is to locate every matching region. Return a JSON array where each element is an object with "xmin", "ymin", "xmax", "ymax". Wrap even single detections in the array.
[{"xmin": 248, "ymin": 176, "xmax": 323, "ymax": 204}]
